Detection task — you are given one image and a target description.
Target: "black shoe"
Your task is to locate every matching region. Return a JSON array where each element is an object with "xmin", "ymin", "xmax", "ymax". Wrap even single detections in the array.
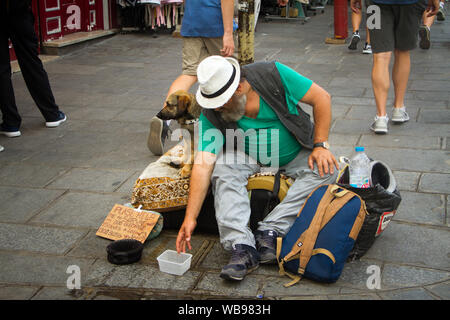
[
  {"xmin": 255, "ymin": 230, "xmax": 278, "ymax": 264},
  {"xmin": 220, "ymin": 244, "xmax": 259, "ymax": 281},
  {"xmin": 348, "ymin": 32, "xmax": 360, "ymax": 50},
  {"xmin": 0, "ymin": 123, "xmax": 21, "ymax": 138},
  {"xmin": 46, "ymin": 111, "xmax": 67, "ymax": 128}
]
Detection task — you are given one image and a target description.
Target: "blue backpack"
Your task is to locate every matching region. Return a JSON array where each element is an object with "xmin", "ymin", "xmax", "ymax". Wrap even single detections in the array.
[{"xmin": 277, "ymin": 184, "xmax": 367, "ymax": 287}]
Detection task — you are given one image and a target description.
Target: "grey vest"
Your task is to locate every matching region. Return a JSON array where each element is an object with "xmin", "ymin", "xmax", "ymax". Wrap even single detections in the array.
[{"xmin": 202, "ymin": 61, "xmax": 314, "ymax": 149}]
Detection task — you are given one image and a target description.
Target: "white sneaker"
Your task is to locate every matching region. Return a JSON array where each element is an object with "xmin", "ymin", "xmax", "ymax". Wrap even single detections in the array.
[
  {"xmin": 0, "ymin": 145, "xmax": 4, "ymax": 152},
  {"xmin": 370, "ymin": 115, "xmax": 389, "ymax": 134},
  {"xmin": 362, "ymin": 43, "xmax": 372, "ymax": 54},
  {"xmin": 391, "ymin": 107, "xmax": 410, "ymax": 123}
]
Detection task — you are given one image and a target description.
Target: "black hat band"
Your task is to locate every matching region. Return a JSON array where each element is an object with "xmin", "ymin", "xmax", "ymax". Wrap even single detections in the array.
[{"xmin": 201, "ymin": 65, "xmax": 236, "ymax": 99}]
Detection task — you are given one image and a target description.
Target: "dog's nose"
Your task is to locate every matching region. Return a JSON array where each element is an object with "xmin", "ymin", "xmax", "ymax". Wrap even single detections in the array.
[{"xmin": 156, "ymin": 110, "xmax": 167, "ymax": 120}]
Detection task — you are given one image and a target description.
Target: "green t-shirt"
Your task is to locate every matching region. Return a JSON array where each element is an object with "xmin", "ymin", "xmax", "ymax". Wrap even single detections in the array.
[{"xmin": 198, "ymin": 62, "xmax": 313, "ymax": 167}]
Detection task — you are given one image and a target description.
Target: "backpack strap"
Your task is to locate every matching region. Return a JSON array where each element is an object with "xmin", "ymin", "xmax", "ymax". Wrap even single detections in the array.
[{"xmin": 296, "ymin": 185, "xmax": 337, "ymax": 275}]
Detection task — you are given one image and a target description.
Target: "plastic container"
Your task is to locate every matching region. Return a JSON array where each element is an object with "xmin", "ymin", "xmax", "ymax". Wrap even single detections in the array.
[
  {"xmin": 349, "ymin": 146, "xmax": 371, "ymax": 188},
  {"xmin": 157, "ymin": 250, "xmax": 192, "ymax": 276}
]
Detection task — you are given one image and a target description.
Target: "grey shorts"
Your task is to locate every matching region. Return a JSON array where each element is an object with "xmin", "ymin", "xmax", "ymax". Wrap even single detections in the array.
[{"xmin": 365, "ymin": 0, "xmax": 426, "ymax": 53}]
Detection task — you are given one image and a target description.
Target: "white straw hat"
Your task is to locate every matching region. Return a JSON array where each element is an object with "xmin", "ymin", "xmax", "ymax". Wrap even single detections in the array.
[{"xmin": 196, "ymin": 56, "xmax": 241, "ymax": 109}]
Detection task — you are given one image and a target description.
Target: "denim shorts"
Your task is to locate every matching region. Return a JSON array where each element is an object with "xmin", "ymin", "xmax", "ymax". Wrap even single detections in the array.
[{"xmin": 365, "ymin": 0, "xmax": 426, "ymax": 53}]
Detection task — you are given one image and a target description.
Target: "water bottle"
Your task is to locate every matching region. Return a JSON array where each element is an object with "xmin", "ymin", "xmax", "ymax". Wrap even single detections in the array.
[{"xmin": 349, "ymin": 146, "xmax": 371, "ymax": 188}]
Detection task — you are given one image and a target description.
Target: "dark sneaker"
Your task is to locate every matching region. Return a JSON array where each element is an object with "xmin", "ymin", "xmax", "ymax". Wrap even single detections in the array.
[
  {"xmin": 147, "ymin": 116, "xmax": 170, "ymax": 156},
  {"xmin": 0, "ymin": 123, "xmax": 21, "ymax": 137},
  {"xmin": 348, "ymin": 32, "xmax": 360, "ymax": 50},
  {"xmin": 437, "ymin": 7, "xmax": 445, "ymax": 21},
  {"xmin": 255, "ymin": 230, "xmax": 278, "ymax": 264},
  {"xmin": 419, "ymin": 25, "xmax": 430, "ymax": 50},
  {"xmin": 220, "ymin": 244, "xmax": 259, "ymax": 281},
  {"xmin": 46, "ymin": 111, "xmax": 67, "ymax": 128}
]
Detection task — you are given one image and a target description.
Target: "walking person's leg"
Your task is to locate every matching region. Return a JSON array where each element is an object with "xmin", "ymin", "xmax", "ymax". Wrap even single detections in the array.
[
  {"xmin": 391, "ymin": 49, "xmax": 411, "ymax": 122},
  {"xmin": 349, "ymin": 5, "xmax": 362, "ymax": 50},
  {"xmin": 9, "ymin": 10, "xmax": 64, "ymax": 126},
  {"xmin": 370, "ymin": 51, "xmax": 391, "ymax": 133},
  {"xmin": 0, "ymin": 8, "xmax": 22, "ymax": 137},
  {"xmin": 366, "ymin": 0, "xmax": 394, "ymax": 133},
  {"xmin": 391, "ymin": 0, "xmax": 426, "ymax": 123}
]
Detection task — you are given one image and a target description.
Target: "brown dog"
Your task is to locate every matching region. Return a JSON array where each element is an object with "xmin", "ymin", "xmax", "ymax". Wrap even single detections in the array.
[
  {"xmin": 157, "ymin": 90, "xmax": 201, "ymax": 178},
  {"xmin": 157, "ymin": 90, "xmax": 201, "ymax": 124}
]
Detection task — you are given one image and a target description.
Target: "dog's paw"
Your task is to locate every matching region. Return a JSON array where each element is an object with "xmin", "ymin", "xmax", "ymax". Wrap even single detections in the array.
[{"xmin": 179, "ymin": 165, "xmax": 192, "ymax": 179}]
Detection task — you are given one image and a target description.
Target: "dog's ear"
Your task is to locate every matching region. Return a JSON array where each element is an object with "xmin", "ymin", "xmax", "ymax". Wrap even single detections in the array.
[{"xmin": 176, "ymin": 93, "xmax": 192, "ymax": 114}]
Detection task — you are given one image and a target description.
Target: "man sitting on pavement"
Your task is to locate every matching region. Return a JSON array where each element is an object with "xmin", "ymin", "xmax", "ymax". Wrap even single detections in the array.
[{"xmin": 175, "ymin": 56, "xmax": 338, "ymax": 281}]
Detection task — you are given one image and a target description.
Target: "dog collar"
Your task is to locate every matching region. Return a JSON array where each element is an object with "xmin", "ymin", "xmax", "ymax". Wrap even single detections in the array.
[{"xmin": 184, "ymin": 119, "xmax": 198, "ymax": 125}]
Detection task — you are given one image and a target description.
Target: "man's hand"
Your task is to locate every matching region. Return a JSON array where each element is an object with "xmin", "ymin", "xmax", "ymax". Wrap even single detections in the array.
[
  {"xmin": 308, "ymin": 147, "xmax": 339, "ymax": 177},
  {"xmin": 221, "ymin": 32, "xmax": 235, "ymax": 57},
  {"xmin": 278, "ymin": 0, "xmax": 289, "ymax": 6},
  {"xmin": 176, "ymin": 218, "xmax": 197, "ymax": 253},
  {"xmin": 350, "ymin": 0, "xmax": 362, "ymax": 13},
  {"xmin": 426, "ymin": 0, "xmax": 440, "ymax": 17}
]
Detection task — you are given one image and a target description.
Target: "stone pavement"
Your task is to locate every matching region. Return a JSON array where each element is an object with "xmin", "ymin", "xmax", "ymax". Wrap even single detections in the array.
[{"xmin": 0, "ymin": 6, "xmax": 449, "ymax": 301}]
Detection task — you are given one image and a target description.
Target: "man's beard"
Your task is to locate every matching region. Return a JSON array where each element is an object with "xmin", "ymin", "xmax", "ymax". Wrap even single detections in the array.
[{"xmin": 220, "ymin": 94, "xmax": 247, "ymax": 122}]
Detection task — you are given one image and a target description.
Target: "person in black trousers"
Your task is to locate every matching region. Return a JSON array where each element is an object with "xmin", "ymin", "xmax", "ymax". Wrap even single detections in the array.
[{"xmin": 0, "ymin": 0, "xmax": 66, "ymax": 138}]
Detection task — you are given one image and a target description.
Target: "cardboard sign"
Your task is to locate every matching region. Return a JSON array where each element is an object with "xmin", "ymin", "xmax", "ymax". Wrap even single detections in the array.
[{"xmin": 96, "ymin": 204, "xmax": 160, "ymax": 243}]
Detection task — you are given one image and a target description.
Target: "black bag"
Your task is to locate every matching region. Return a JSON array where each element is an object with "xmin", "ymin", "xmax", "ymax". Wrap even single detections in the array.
[
  {"xmin": 161, "ymin": 171, "xmax": 291, "ymax": 234},
  {"xmin": 337, "ymin": 160, "xmax": 402, "ymax": 260}
]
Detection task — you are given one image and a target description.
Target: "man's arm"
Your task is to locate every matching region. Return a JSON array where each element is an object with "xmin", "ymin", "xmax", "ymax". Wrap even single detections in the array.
[
  {"xmin": 221, "ymin": 0, "xmax": 235, "ymax": 57},
  {"xmin": 299, "ymin": 83, "xmax": 339, "ymax": 177},
  {"xmin": 426, "ymin": 0, "xmax": 440, "ymax": 17},
  {"xmin": 350, "ymin": 0, "xmax": 362, "ymax": 13},
  {"xmin": 176, "ymin": 151, "xmax": 217, "ymax": 253}
]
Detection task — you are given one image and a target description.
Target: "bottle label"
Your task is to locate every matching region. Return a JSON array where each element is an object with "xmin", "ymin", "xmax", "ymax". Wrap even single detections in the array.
[
  {"xmin": 350, "ymin": 178, "xmax": 370, "ymax": 188},
  {"xmin": 360, "ymin": 179, "xmax": 371, "ymax": 188}
]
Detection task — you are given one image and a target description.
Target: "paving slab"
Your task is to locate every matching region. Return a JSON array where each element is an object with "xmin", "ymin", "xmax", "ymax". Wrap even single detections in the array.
[
  {"xmin": 193, "ymin": 272, "xmax": 261, "ymax": 298},
  {"xmin": 31, "ymin": 191, "xmax": 130, "ymax": 228},
  {"xmin": 381, "ymin": 264, "xmax": 450, "ymax": 290},
  {"xmin": 0, "ymin": 285, "xmax": 40, "ymax": 300},
  {"xmin": 0, "ymin": 223, "xmax": 86, "ymax": 255},
  {"xmin": 393, "ymin": 191, "xmax": 445, "ymax": 226},
  {"xmin": 31, "ymin": 287, "xmax": 85, "ymax": 300},
  {"xmin": 418, "ymin": 173, "xmax": 450, "ymax": 194},
  {"xmin": 0, "ymin": 186, "xmax": 65, "ymax": 223},
  {"xmin": 46, "ymin": 168, "xmax": 135, "ymax": 192},
  {"xmin": 363, "ymin": 222, "xmax": 450, "ymax": 270},
  {"xmin": 0, "ymin": 252, "xmax": 94, "ymax": 286},
  {"xmin": 425, "ymin": 281, "xmax": 450, "ymax": 300},
  {"xmin": 378, "ymin": 288, "xmax": 437, "ymax": 300},
  {"xmin": 359, "ymin": 134, "xmax": 440, "ymax": 150},
  {"xmin": 392, "ymin": 171, "xmax": 420, "ymax": 192},
  {"xmin": 0, "ymin": 163, "xmax": 68, "ymax": 188}
]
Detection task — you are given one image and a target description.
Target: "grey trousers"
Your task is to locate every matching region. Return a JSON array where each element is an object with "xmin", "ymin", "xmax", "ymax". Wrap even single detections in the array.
[{"xmin": 211, "ymin": 148, "xmax": 338, "ymax": 251}]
